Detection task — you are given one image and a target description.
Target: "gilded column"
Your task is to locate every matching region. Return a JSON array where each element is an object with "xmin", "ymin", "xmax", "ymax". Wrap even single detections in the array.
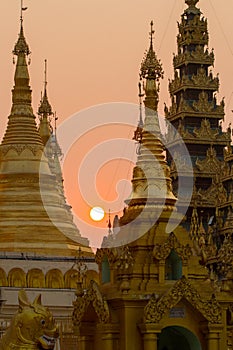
[
  {"xmin": 97, "ymin": 323, "xmax": 119, "ymax": 350},
  {"xmin": 202, "ymin": 324, "xmax": 223, "ymax": 350},
  {"xmin": 158, "ymin": 261, "xmax": 165, "ymax": 284},
  {"xmin": 138, "ymin": 323, "xmax": 161, "ymax": 350},
  {"xmin": 76, "ymin": 323, "xmax": 94, "ymax": 350},
  {"xmin": 206, "ymin": 332, "xmax": 219, "ymax": 350}
]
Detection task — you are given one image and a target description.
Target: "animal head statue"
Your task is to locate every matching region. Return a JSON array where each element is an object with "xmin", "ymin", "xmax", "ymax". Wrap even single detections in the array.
[{"xmin": 0, "ymin": 290, "xmax": 59, "ymax": 350}]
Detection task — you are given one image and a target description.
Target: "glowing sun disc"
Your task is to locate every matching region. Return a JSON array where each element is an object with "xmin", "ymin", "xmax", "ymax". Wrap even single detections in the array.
[{"xmin": 90, "ymin": 207, "xmax": 105, "ymax": 221}]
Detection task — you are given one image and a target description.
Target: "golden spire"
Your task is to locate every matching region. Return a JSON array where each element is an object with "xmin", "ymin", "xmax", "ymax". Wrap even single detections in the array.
[
  {"xmin": 13, "ymin": 0, "xmax": 29, "ymax": 57},
  {"xmin": 0, "ymin": 6, "xmax": 92, "ymax": 256},
  {"xmin": 38, "ymin": 59, "xmax": 53, "ymax": 117},
  {"xmin": 119, "ymin": 22, "xmax": 176, "ymax": 227},
  {"xmin": 140, "ymin": 20, "xmax": 164, "ymax": 111},
  {"xmin": 38, "ymin": 59, "xmax": 53, "ymax": 145},
  {"xmin": 1, "ymin": 5, "xmax": 42, "ymax": 147}
]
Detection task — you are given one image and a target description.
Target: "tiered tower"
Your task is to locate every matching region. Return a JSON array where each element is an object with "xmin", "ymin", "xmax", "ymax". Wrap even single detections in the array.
[{"xmin": 165, "ymin": 0, "xmax": 230, "ymax": 230}]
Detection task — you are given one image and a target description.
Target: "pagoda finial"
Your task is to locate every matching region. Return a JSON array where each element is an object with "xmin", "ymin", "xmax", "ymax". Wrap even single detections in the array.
[
  {"xmin": 13, "ymin": 0, "xmax": 29, "ymax": 57},
  {"xmin": 38, "ymin": 60, "xmax": 53, "ymax": 145},
  {"xmin": 149, "ymin": 20, "xmax": 155, "ymax": 48},
  {"xmin": 140, "ymin": 21, "xmax": 163, "ymax": 83},
  {"xmin": 20, "ymin": 0, "xmax": 28, "ymax": 23},
  {"xmin": 44, "ymin": 58, "xmax": 48, "ymax": 91},
  {"xmin": 140, "ymin": 21, "xmax": 164, "ymax": 111},
  {"xmin": 38, "ymin": 59, "xmax": 53, "ymax": 118}
]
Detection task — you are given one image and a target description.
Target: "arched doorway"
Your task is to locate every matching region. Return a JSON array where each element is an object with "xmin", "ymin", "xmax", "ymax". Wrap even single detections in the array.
[{"xmin": 158, "ymin": 326, "xmax": 202, "ymax": 350}]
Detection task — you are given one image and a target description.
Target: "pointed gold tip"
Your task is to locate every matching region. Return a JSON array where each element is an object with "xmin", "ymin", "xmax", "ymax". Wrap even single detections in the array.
[
  {"xmin": 149, "ymin": 20, "xmax": 155, "ymax": 43},
  {"xmin": 13, "ymin": 3, "xmax": 30, "ymax": 57},
  {"xmin": 20, "ymin": 0, "xmax": 28, "ymax": 24}
]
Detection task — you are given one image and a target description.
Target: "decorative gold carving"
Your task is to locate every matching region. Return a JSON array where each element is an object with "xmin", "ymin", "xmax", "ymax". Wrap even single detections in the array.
[
  {"xmin": 178, "ymin": 93, "xmax": 192, "ymax": 113},
  {"xmin": 144, "ymin": 276, "xmax": 222, "ymax": 324},
  {"xmin": 216, "ymin": 235, "xmax": 233, "ymax": 271},
  {"xmin": 0, "ymin": 290, "xmax": 59, "ymax": 349},
  {"xmin": 95, "ymin": 248, "xmax": 117, "ymax": 266},
  {"xmin": 193, "ymin": 118, "xmax": 230, "ymax": 142},
  {"xmin": 177, "ymin": 14, "xmax": 208, "ymax": 47},
  {"xmin": 223, "ymin": 206, "xmax": 233, "ymax": 229},
  {"xmin": 116, "ymin": 245, "xmax": 134, "ymax": 272},
  {"xmin": 193, "ymin": 180, "xmax": 227, "ymax": 207},
  {"xmin": 193, "ymin": 67, "xmax": 218, "ymax": 88},
  {"xmin": 73, "ymin": 280, "xmax": 110, "ymax": 326},
  {"xmin": 193, "ymin": 91, "xmax": 214, "ymax": 113},
  {"xmin": 0, "ymin": 144, "xmax": 43, "ymax": 157},
  {"xmin": 153, "ymin": 232, "xmax": 192, "ymax": 261},
  {"xmin": 173, "ymin": 47, "xmax": 214, "ymax": 68},
  {"xmin": 195, "ymin": 147, "xmax": 222, "ymax": 174},
  {"xmin": 169, "ymin": 67, "xmax": 219, "ymax": 94},
  {"xmin": 190, "ymin": 207, "xmax": 199, "ymax": 241}
]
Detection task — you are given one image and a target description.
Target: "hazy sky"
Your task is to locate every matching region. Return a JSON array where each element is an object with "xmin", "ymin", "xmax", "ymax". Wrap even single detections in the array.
[
  {"xmin": 1, "ymin": 0, "xmax": 233, "ymax": 248},
  {"xmin": 1, "ymin": 0, "xmax": 233, "ymax": 133}
]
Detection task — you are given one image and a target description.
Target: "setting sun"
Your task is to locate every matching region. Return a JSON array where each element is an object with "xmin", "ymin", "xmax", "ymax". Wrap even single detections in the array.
[{"xmin": 89, "ymin": 207, "xmax": 105, "ymax": 221}]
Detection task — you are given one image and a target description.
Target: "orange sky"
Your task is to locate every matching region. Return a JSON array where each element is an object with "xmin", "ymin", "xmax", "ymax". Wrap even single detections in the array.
[{"xmin": 1, "ymin": 0, "xmax": 233, "ymax": 248}]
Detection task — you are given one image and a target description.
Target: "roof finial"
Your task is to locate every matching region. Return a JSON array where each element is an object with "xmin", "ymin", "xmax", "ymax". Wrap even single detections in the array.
[
  {"xmin": 140, "ymin": 21, "xmax": 163, "ymax": 82},
  {"xmin": 20, "ymin": 0, "xmax": 28, "ymax": 24},
  {"xmin": 44, "ymin": 59, "xmax": 48, "ymax": 91},
  {"xmin": 13, "ymin": 0, "xmax": 30, "ymax": 58},
  {"xmin": 150, "ymin": 20, "xmax": 155, "ymax": 47},
  {"xmin": 38, "ymin": 59, "xmax": 53, "ymax": 118}
]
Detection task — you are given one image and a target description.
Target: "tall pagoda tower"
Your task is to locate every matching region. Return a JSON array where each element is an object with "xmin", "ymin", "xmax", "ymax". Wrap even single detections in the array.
[
  {"xmin": 164, "ymin": 0, "xmax": 231, "ymax": 231},
  {"xmin": 0, "ymin": 12, "xmax": 97, "ymax": 342},
  {"xmin": 0, "ymin": 16, "xmax": 91, "ymax": 256}
]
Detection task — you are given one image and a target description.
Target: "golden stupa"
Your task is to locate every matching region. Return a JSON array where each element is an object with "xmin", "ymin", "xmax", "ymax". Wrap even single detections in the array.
[{"xmin": 0, "ymin": 17, "xmax": 92, "ymax": 257}]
